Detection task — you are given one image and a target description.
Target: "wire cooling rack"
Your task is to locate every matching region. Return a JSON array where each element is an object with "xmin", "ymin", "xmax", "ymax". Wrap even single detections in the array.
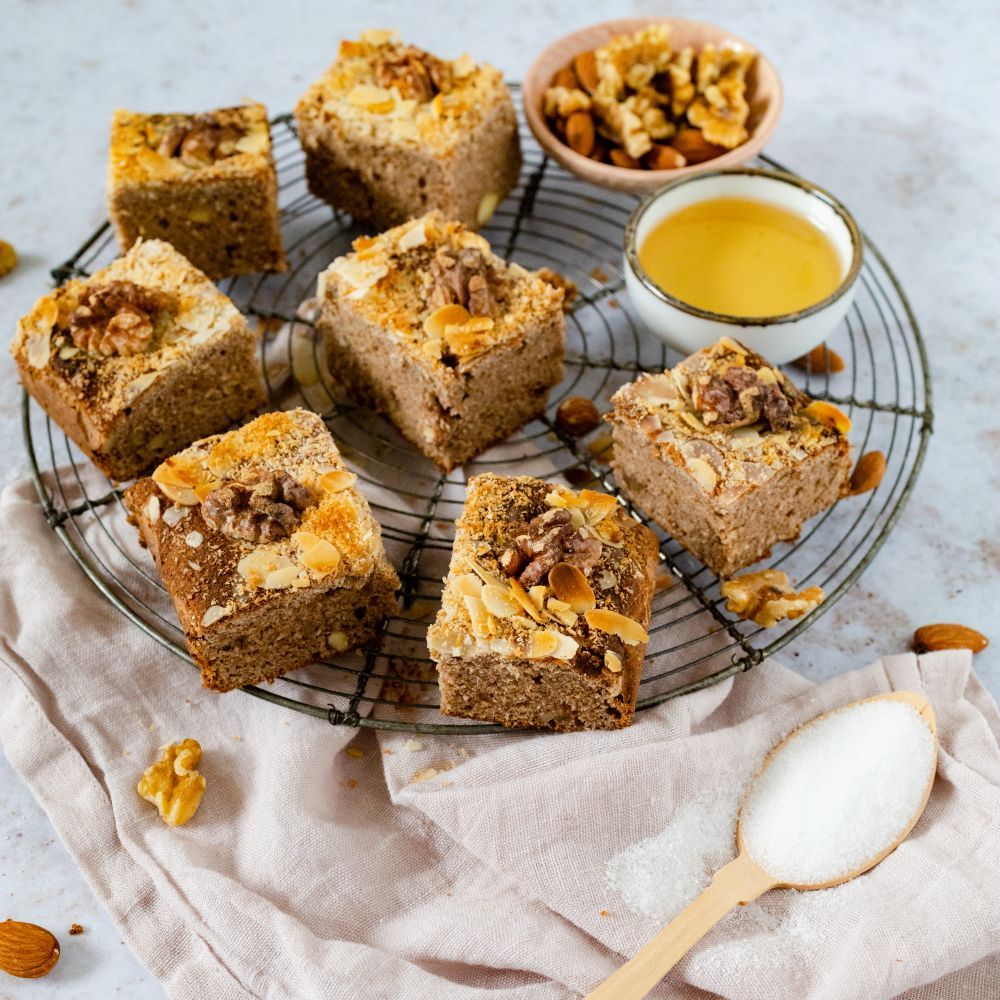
[{"xmin": 24, "ymin": 94, "xmax": 932, "ymax": 733}]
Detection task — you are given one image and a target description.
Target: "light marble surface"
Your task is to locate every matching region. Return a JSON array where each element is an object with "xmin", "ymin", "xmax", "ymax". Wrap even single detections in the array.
[{"xmin": 1, "ymin": 0, "xmax": 998, "ymax": 996}]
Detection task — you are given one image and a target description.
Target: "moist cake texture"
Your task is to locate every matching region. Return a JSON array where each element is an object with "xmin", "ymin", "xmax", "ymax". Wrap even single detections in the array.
[
  {"xmin": 294, "ymin": 29, "xmax": 521, "ymax": 229},
  {"xmin": 10, "ymin": 239, "xmax": 265, "ymax": 482},
  {"xmin": 608, "ymin": 337, "xmax": 852, "ymax": 578},
  {"xmin": 427, "ymin": 474, "xmax": 659, "ymax": 731},
  {"xmin": 317, "ymin": 210, "xmax": 566, "ymax": 471},
  {"xmin": 124, "ymin": 409, "xmax": 399, "ymax": 692},
  {"xmin": 107, "ymin": 103, "xmax": 285, "ymax": 279}
]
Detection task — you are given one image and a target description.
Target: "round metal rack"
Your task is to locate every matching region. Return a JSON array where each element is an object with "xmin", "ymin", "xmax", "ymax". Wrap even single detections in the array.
[{"xmin": 24, "ymin": 93, "xmax": 933, "ymax": 733}]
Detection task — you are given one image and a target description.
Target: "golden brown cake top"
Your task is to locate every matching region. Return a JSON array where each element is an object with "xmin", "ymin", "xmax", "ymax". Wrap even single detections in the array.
[
  {"xmin": 609, "ymin": 337, "xmax": 851, "ymax": 503},
  {"xmin": 127, "ymin": 409, "xmax": 395, "ymax": 630},
  {"xmin": 10, "ymin": 239, "xmax": 246, "ymax": 425},
  {"xmin": 108, "ymin": 103, "xmax": 273, "ymax": 185},
  {"xmin": 294, "ymin": 29, "xmax": 510, "ymax": 154},
  {"xmin": 427, "ymin": 474, "xmax": 658, "ymax": 674},
  {"xmin": 319, "ymin": 210, "xmax": 564, "ymax": 373}
]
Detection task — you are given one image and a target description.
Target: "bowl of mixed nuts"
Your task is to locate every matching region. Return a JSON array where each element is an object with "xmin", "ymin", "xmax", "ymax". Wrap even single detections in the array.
[{"xmin": 523, "ymin": 18, "xmax": 782, "ymax": 192}]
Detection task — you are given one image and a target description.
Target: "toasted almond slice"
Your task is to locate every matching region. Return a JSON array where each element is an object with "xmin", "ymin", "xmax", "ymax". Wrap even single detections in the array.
[
  {"xmin": 550, "ymin": 631, "xmax": 580, "ymax": 660},
  {"xmin": 292, "ymin": 530, "xmax": 322, "ymax": 550},
  {"xmin": 687, "ymin": 457, "xmax": 719, "ymax": 492},
  {"xmin": 477, "ymin": 191, "xmax": 500, "ymax": 226},
  {"xmin": 463, "ymin": 594, "xmax": 491, "ymax": 638},
  {"xmin": 604, "ymin": 650, "xmax": 623, "ymax": 673},
  {"xmin": 585, "ymin": 608, "xmax": 648, "ymax": 646},
  {"xmin": 238, "ymin": 550, "xmax": 294, "ymax": 588},
  {"xmin": 527, "ymin": 630, "xmax": 559, "ymax": 658},
  {"xmin": 144, "ymin": 495, "xmax": 161, "ymax": 524},
  {"xmin": 346, "ymin": 83, "xmax": 395, "ymax": 113},
  {"xmin": 465, "ymin": 555, "xmax": 502, "ymax": 588},
  {"xmin": 509, "ymin": 578, "xmax": 546, "ymax": 623},
  {"xmin": 263, "ymin": 565, "xmax": 300, "ymax": 590},
  {"xmin": 481, "ymin": 583, "xmax": 519, "ymax": 618},
  {"xmin": 423, "ymin": 303, "xmax": 471, "ymax": 338},
  {"xmin": 804, "ymin": 400, "xmax": 851, "ymax": 435},
  {"xmin": 452, "ymin": 573, "xmax": 484, "ymax": 598},
  {"xmin": 579, "ymin": 490, "xmax": 619, "ymax": 523},
  {"xmin": 548, "ymin": 561, "xmax": 596, "ymax": 612},
  {"xmin": 301, "ymin": 538, "xmax": 341, "ymax": 575}
]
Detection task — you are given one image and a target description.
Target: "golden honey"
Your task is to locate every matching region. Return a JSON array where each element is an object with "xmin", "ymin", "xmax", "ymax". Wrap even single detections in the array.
[{"xmin": 638, "ymin": 196, "xmax": 844, "ymax": 317}]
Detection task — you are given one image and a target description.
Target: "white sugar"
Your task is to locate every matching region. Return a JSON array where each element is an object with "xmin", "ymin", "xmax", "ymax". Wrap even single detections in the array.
[
  {"xmin": 740, "ymin": 700, "xmax": 937, "ymax": 885},
  {"xmin": 607, "ymin": 788, "xmax": 743, "ymax": 922}
]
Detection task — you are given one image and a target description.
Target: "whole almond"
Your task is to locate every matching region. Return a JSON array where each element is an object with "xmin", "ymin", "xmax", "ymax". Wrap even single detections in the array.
[
  {"xmin": 555, "ymin": 396, "xmax": 601, "ymax": 437},
  {"xmin": 573, "ymin": 50, "xmax": 599, "ymax": 93},
  {"xmin": 645, "ymin": 144, "xmax": 687, "ymax": 170},
  {"xmin": 671, "ymin": 127, "xmax": 727, "ymax": 165},
  {"xmin": 914, "ymin": 624, "xmax": 989, "ymax": 655},
  {"xmin": 849, "ymin": 450, "xmax": 887, "ymax": 495},
  {"xmin": 793, "ymin": 344, "xmax": 846, "ymax": 374},
  {"xmin": 565, "ymin": 110, "xmax": 595, "ymax": 157},
  {"xmin": 609, "ymin": 148, "xmax": 641, "ymax": 170},
  {"xmin": 552, "ymin": 65, "xmax": 578, "ymax": 89},
  {"xmin": 0, "ymin": 920, "xmax": 60, "ymax": 979}
]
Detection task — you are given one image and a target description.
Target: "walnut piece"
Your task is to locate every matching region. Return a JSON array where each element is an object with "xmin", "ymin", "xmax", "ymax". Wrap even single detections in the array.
[
  {"xmin": 68, "ymin": 280, "xmax": 174, "ymax": 357},
  {"xmin": 137, "ymin": 738, "xmax": 206, "ymax": 826},
  {"xmin": 721, "ymin": 569, "xmax": 824, "ymax": 628},
  {"xmin": 156, "ymin": 113, "xmax": 245, "ymax": 166},
  {"xmin": 501, "ymin": 507, "xmax": 603, "ymax": 588},
  {"xmin": 534, "ymin": 266, "xmax": 578, "ymax": 311},
  {"xmin": 201, "ymin": 469, "xmax": 314, "ymax": 543},
  {"xmin": 684, "ymin": 340, "xmax": 807, "ymax": 431},
  {"xmin": 374, "ymin": 45, "xmax": 450, "ymax": 102},
  {"xmin": 429, "ymin": 247, "xmax": 506, "ymax": 317}
]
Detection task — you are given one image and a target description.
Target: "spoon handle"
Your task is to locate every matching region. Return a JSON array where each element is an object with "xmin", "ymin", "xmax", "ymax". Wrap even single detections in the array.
[{"xmin": 586, "ymin": 853, "xmax": 776, "ymax": 1000}]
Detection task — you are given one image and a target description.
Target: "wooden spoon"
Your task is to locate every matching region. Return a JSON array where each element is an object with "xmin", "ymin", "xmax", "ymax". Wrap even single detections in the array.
[{"xmin": 586, "ymin": 691, "xmax": 937, "ymax": 1000}]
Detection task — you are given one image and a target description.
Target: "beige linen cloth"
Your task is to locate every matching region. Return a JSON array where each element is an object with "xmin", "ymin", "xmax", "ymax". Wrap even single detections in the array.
[{"xmin": 2, "ymin": 473, "xmax": 1000, "ymax": 1000}]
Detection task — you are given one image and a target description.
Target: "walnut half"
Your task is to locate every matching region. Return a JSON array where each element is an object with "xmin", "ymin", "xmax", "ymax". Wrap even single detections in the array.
[
  {"xmin": 68, "ymin": 280, "xmax": 174, "ymax": 358},
  {"xmin": 500, "ymin": 507, "xmax": 602, "ymax": 588},
  {"xmin": 721, "ymin": 569, "xmax": 823, "ymax": 628},
  {"xmin": 137, "ymin": 739, "xmax": 206, "ymax": 826},
  {"xmin": 201, "ymin": 469, "xmax": 314, "ymax": 543}
]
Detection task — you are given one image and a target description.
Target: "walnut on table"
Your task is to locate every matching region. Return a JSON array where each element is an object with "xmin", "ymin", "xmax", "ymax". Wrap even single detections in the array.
[
  {"xmin": 721, "ymin": 569, "xmax": 824, "ymax": 628},
  {"xmin": 137, "ymin": 738, "xmax": 206, "ymax": 826}
]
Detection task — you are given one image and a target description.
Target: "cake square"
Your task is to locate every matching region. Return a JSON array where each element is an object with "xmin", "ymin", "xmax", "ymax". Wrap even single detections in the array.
[
  {"xmin": 107, "ymin": 103, "xmax": 285, "ymax": 279},
  {"xmin": 608, "ymin": 337, "xmax": 852, "ymax": 578},
  {"xmin": 427, "ymin": 474, "xmax": 659, "ymax": 731},
  {"xmin": 294, "ymin": 29, "xmax": 522, "ymax": 229},
  {"xmin": 11, "ymin": 239, "xmax": 266, "ymax": 482},
  {"xmin": 316, "ymin": 211, "xmax": 566, "ymax": 471},
  {"xmin": 123, "ymin": 409, "xmax": 400, "ymax": 692}
]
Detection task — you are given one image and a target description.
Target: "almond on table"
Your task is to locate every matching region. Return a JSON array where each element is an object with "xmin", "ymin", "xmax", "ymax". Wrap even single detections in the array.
[{"xmin": 0, "ymin": 920, "xmax": 60, "ymax": 979}]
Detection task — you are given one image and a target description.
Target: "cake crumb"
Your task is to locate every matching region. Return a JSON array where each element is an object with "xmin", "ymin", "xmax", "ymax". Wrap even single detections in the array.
[
  {"xmin": 68, "ymin": 923, "xmax": 84, "ymax": 936},
  {"xmin": 598, "ymin": 909, "xmax": 610, "ymax": 918},
  {"xmin": 412, "ymin": 766, "xmax": 439, "ymax": 783},
  {"xmin": 404, "ymin": 739, "xmax": 425, "ymax": 752},
  {"xmin": 345, "ymin": 746, "xmax": 364, "ymax": 759}
]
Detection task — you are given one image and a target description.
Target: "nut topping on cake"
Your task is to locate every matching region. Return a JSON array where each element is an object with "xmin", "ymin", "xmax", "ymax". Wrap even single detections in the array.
[
  {"xmin": 429, "ymin": 246, "xmax": 506, "ymax": 316},
  {"xmin": 374, "ymin": 45, "xmax": 451, "ymax": 102},
  {"xmin": 155, "ymin": 113, "xmax": 247, "ymax": 165},
  {"xmin": 687, "ymin": 342, "xmax": 807, "ymax": 431},
  {"xmin": 68, "ymin": 280, "xmax": 174, "ymax": 357},
  {"xmin": 201, "ymin": 469, "xmax": 314, "ymax": 543},
  {"xmin": 502, "ymin": 506, "xmax": 603, "ymax": 588}
]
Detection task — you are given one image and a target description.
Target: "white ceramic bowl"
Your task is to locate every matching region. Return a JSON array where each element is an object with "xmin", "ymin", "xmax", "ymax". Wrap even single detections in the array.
[{"xmin": 623, "ymin": 168, "xmax": 863, "ymax": 364}]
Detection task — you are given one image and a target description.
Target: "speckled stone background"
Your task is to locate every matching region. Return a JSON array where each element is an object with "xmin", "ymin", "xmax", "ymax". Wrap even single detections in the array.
[{"xmin": 1, "ymin": 1, "xmax": 998, "ymax": 996}]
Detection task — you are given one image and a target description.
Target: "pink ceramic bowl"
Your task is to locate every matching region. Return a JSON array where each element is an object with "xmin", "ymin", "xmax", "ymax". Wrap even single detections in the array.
[{"xmin": 522, "ymin": 17, "xmax": 783, "ymax": 193}]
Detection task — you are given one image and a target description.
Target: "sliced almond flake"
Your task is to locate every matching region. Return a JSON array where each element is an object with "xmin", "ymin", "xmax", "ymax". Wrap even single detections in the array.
[
  {"xmin": 452, "ymin": 52, "xmax": 476, "ymax": 78},
  {"xmin": 144, "ymin": 496, "xmax": 161, "ymax": 524},
  {"xmin": 509, "ymin": 578, "xmax": 546, "ymax": 623},
  {"xmin": 201, "ymin": 605, "xmax": 230, "ymax": 627},
  {"xmin": 687, "ymin": 457, "xmax": 719, "ymax": 492},
  {"xmin": 58, "ymin": 345, "xmax": 80, "ymax": 360},
  {"xmin": 452, "ymin": 573, "xmax": 484, "ymax": 598},
  {"xmin": 234, "ymin": 129, "xmax": 268, "ymax": 155},
  {"xmin": 397, "ymin": 218, "xmax": 428, "ymax": 251},
  {"xmin": 328, "ymin": 630, "xmax": 349, "ymax": 651},
  {"xmin": 585, "ymin": 608, "xmax": 649, "ymax": 646},
  {"xmin": 465, "ymin": 555, "xmax": 502, "ymax": 588},
  {"xmin": 185, "ymin": 530, "xmax": 203, "ymax": 548},
  {"xmin": 301, "ymin": 538, "xmax": 340, "ymax": 575},
  {"xmin": 604, "ymin": 650, "xmax": 623, "ymax": 673},
  {"xmin": 463, "ymin": 594, "xmax": 491, "ymax": 638},
  {"xmin": 480, "ymin": 583, "xmax": 519, "ymax": 618},
  {"xmin": 263, "ymin": 565, "xmax": 300, "ymax": 589}
]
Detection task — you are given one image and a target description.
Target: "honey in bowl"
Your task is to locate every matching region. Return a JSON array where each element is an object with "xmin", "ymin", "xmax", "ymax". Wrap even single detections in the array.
[{"xmin": 638, "ymin": 196, "xmax": 845, "ymax": 318}]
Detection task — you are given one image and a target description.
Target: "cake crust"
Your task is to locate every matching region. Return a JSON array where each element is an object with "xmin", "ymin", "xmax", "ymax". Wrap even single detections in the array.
[
  {"xmin": 428, "ymin": 474, "xmax": 659, "ymax": 731},
  {"xmin": 124, "ymin": 409, "xmax": 399, "ymax": 692},
  {"xmin": 608, "ymin": 337, "xmax": 852, "ymax": 577}
]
